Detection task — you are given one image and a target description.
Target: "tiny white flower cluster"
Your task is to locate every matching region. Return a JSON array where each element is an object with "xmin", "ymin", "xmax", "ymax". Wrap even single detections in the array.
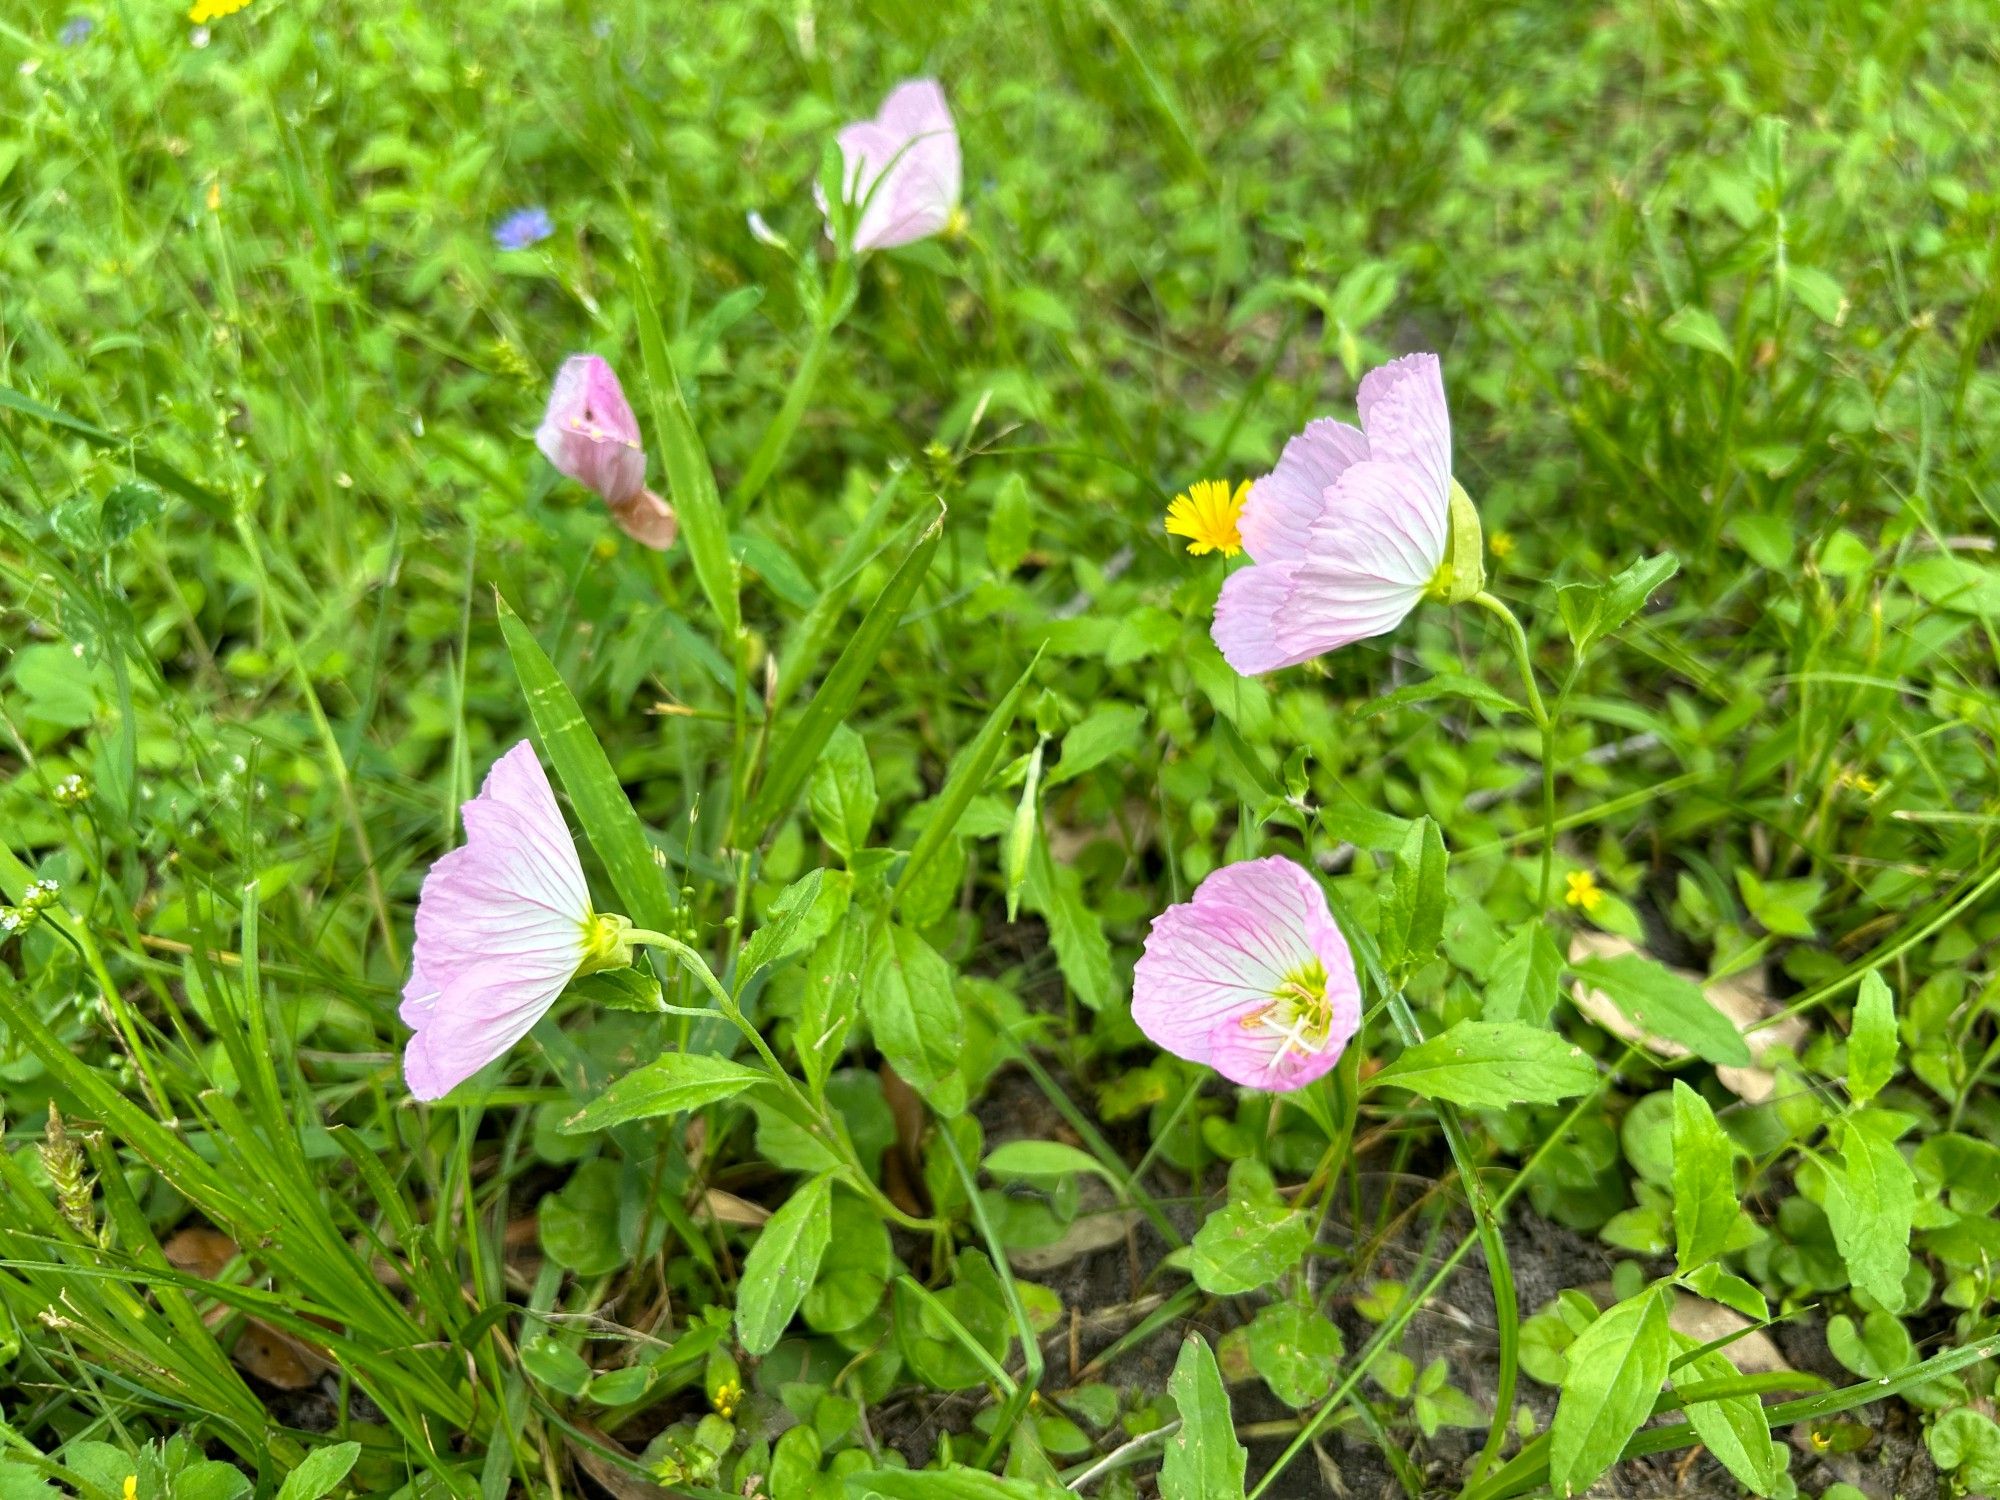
[
  {"xmin": 52, "ymin": 773, "xmax": 91, "ymax": 808},
  {"xmin": 1, "ymin": 879, "xmax": 63, "ymax": 936}
]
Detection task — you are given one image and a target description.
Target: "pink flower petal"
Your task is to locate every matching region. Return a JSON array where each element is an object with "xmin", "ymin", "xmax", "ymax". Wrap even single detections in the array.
[
  {"xmin": 828, "ymin": 78, "xmax": 960, "ymax": 252},
  {"xmin": 1132, "ymin": 857, "xmax": 1360, "ymax": 1094},
  {"xmin": 1240, "ymin": 418, "xmax": 1367, "ymax": 564},
  {"xmin": 402, "ymin": 741, "xmax": 592, "ymax": 1101},
  {"xmin": 536, "ymin": 355, "xmax": 649, "ymax": 507},
  {"xmin": 608, "ymin": 488, "xmax": 679, "ymax": 551},
  {"xmin": 1207, "ymin": 1012, "xmax": 1346, "ymax": 1092},
  {"xmin": 1357, "ymin": 352, "xmax": 1452, "ymax": 510}
]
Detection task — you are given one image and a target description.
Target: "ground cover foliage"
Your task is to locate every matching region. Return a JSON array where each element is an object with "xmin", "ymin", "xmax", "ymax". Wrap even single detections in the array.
[{"xmin": 4, "ymin": 0, "xmax": 2000, "ymax": 1496}]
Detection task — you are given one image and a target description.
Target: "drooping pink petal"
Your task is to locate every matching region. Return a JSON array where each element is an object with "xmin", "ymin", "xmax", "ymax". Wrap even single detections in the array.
[
  {"xmin": 1239, "ymin": 418, "xmax": 1368, "ymax": 564},
  {"xmin": 536, "ymin": 355, "xmax": 649, "ymax": 508},
  {"xmin": 1207, "ymin": 1012, "xmax": 1347, "ymax": 1091},
  {"xmin": 1357, "ymin": 352, "xmax": 1452, "ymax": 510},
  {"xmin": 402, "ymin": 741, "xmax": 594, "ymax": 1101},
  {"xmin": 1131, "ymin": 857, "xmax": 1360, "ymax": 1093},
  {"xmin": 1212, "ymin": 354, "xmax": 1459, "ymax": 676},
  {"xmin": 828, "ymin": 78, "xmax": 960, "ymax": 252}
]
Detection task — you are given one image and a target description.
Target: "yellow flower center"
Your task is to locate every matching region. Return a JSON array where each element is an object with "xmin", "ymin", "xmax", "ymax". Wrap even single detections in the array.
[
  {"xmin": 1165, "ymin": 479, "xmax": 1249, "ymax": 558},
  {"xmin": 1564, "ymin": 870, "xmax": 1605, "ymax": 914},
  {"xmin": 187, "ymin": 0, "xmax": 252, "ymax": 22},
  {"xmin": 1241, "ymin": 960, "xmax": 1333, "ymax": 1070},
  {"xmin": 577, "ymin": 912, "xmax": 634, "ymax": 975}
]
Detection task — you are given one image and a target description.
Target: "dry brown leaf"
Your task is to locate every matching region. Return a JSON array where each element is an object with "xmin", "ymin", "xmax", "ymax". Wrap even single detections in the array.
[
  {"xmin": 1568, "ymin": 932, "xmax": 1810, "ymax": 1102},
  {"xmin": 1668, "ymin": 1293, "xmax": 1790, "ymax": 1375},
  {"xmin": 698, "ymin": 1190, "xmax": 771, "ymax": 1228},
  {"xmin": 162, "ymin": 1225, "xmax": 331, "ymax": 1389}
]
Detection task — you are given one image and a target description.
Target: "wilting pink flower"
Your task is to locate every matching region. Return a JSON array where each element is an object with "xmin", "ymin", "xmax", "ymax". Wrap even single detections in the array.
[
  {"xmin": 1132, "ymin": 857, "xmax": 1361, "ymax": 1092},
  {"xmin": 535, "ymin": 355, "xmax": 678, "ymax": 551},
  {"xmin": 402, "ymin": 741, "xmax": 628, "ymax": 1100},
  {"xmin": 1214, "ymin": 353, "xmax": 1455, "ymax": 674},
  {"xmin": 826, "ymin": 79, "xmax": 961, "ymax": 252}
]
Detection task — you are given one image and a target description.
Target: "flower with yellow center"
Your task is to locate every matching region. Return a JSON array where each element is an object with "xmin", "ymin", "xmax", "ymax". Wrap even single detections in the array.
[
  {"xmin": 1489, "ymin": 530, "xmax": 1516, "ymax": 560},
  {"xmin": 188, "ymin": 0, "xmax": 251, "ymax": 20},
  {"xmin": 1165, "ymin": 479, "xmax": 1249, "ymax": 558},
  {"xmin": 1564, "ymin": 870, "xmax": 1605, "ymax": 914}
]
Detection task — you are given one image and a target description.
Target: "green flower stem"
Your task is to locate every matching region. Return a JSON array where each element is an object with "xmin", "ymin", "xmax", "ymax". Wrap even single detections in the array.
[
  {"xmin": 730, "ymin": 257, "xmax": 855, "ymax": 521},
  {"xmin": 627, "ymin": 930, "xmax": 937, "ymax": 1234},
  {"xmin": 1470, "ymin": 589, "xmax": 1558, "ymax": 909}
]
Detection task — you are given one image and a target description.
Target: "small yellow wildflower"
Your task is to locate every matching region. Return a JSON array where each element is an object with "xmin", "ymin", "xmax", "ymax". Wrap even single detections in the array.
[
  {"xmin": 1564, "ymin": 870, "xmax": 1605, "ymax": 914},
  {"xmin": 205, "ymin": 180, "xmax": 222, "ymax": 212},
  {"xmin": 712, "ymin": 1376, "xmax": 742, "ymax": 1418},
  {"xmin": 1165, "ymin": 479, "xmax": 1249, "ymax": 558},
  {"xmin": 187, "ymin": 0, "xmax": 251, "ymax": 23},
  {"xmin": 1489, "ymin": 530, "xmax": 1516, "ymax": 560},
  {"xmin": 1837, "ymin": 767, "xmax": 1880, "ymax": 796},
  {"xmin": 944, "ymin": 204, "xmax": 971, "ymax": 241},
  {"xmin": 123, "ymin": 1478, "xmax": 138, "ymax": 1500}
]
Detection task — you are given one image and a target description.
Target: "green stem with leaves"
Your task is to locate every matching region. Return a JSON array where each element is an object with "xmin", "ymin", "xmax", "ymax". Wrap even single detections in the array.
[{"xmin": 1470, "ymin": 590, "xmax": 1556, "ymax": 909}]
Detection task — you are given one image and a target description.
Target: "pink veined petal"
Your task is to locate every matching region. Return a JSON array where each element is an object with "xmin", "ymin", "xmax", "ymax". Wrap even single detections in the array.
[
  {"xmin": 404, "ymin": 959, "xmax": 575, "ymax": 1100},
  {"xmin": 1213, "ymin": 555, "xmax": 1427, "ymax": 674},
  {"xmin": 1131, "ymin": 857, "xmax": 1341, "ymax": 1066},
  {"xmin": 535, "ymin": 355, "xmax": 649, "ymax": 506},
  {"xmin": 1357, "ymin": 352, "xmax": 1452, "ymax": 516},
  {"xmin": 1240, "ymin": 418, "xmax": 1369, "ymax": 564},
  {"xmin": 831, "ymin": 78, "xmax": 960, "ymax": 252},
  {"xmin": 401, "ymin": 741, "xmax": 594, "ymax": 1101},
  {"xmin": 1205, "ymin": 1014, "xmax": 1348, "ymax": 1092}
]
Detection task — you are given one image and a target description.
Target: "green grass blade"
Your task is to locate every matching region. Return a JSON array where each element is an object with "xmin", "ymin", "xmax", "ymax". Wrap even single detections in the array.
[
  {"xmin": 0, "ymin": 382, "xmax": 231, "ymax": 521},
  {"xmin": 748, "ymin": 509, "xmax": 943, "ymax": 840},
  {"xmin": 497, "ymin": 592, "xmax": 677, "ymax": 932},
  {"xmin": 631, "ymin": 276, "xmax": 739, "ymax": 640}
]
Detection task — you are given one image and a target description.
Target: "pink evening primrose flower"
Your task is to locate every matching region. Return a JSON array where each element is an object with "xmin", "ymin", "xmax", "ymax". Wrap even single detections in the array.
[
  {"xmin": 825, "ymin": 78, "xmax": 961, "ymax": 252},
  {"xmin": 401, "ymin": 741, "xmax": 631, "ymax": 1100},
  {"xmin": 1213, "ymin": 353, "xmax": 1458, "ymax": 675},
  {"xmin": 1132, "ymin": 857, "xmax": 1362, "ymax": 1092},
  {"xmin": 535, "ymin": 355, "xmax": 679, "ymax": 551}
]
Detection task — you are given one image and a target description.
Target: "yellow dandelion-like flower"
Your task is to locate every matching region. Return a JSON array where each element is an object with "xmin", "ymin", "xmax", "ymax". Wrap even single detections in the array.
[
  {"xmin": 1165, "ymin": 479, "xmax": 1249, "ymax": 558},
  {"xmin": 1564, "ymin": 870, "xmax": 1605, "ymax": 914},
  {"xmin": 187, "ymin": 0, "xmax": 251, "ymax": 23},
  {"xmin": 712, "ymin": 1376, "xmax": 742, "ymax": 1419},
  {"xmin": 1489, "ymin": 530, "xmax": 1516, "ymax": 560},
  {"xmin": 123, "ymin": 1479, "xmax": 138, "ymax": 1500}
]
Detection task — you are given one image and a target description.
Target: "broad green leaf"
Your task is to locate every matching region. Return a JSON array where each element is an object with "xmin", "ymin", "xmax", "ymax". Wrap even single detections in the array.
[
  {"xmin": 1671, "ymin": 1081, "xmax": 1739, "ymax": 1274},
  {"xmin": 1596, "ymin": 553, "xmax": 1680, "ymax": 641},
  {"xmin": 275, "ymin": 1442, "xmax": 361, "ymax": 1500},
  {"xmin": 1379, "ymin": 816, "xmax": 1447, "ymax": 978},
  {"xmin": 1683, "ymin": 1263, "xmax": 1768, "ymax": 1322},
  {"xmin": 809, "ymin": 727, "xmax": 877, "ymax": 861},
  {"xmin": 1187, "ymin": 1163, "xmax": 1312, "ymax": 1295},
  {"xmin": 753, "ymin": 513, "xmax": 940, "ymax": 836},
  {"xmin": 893, "ymin": 649, "xmax": 1040, "ymax": 907},
  {"xmin": 1161, "ymin": 1335, "xmax": 1247, "ymax": 1500},
  {"xmin": 1045, "ymin": 703, "xmax": 1144, "ymax": 788},
  {"xmin": 1824, "ymin": 1110, "xmax": 1914, "ymax": 1311},
  {"xmin": 1674, "ymin": 1348, "xmax": 1780, "ymax": 1496},
  {"xmin": 799, "ymin": 909, "xmax": 866, "ymax": 1095},
  {"xmin": 497, "ymin": 596, "xmax": 676, "ymax": 934},
  {"xmin": 1549, "ymin": 1287, "xmax": 1670, "ymax": 1496},
  {"xmin": 1021, "ymin": 834, "xmax": 1114, "ymax": 1011},
  {"xmin": 1320, "ymin": 800, "xmax": 1417, "ymax": 853},
  {"xmin": 632, "ymin": 277, "xmax": 738, "ymax": 638},
  {"xmin": 983, "ymin": 1140, "xmax": 1119, "ymax": 1190},
  {"xmin": 1570, "ymin": 953, "xmax": 1752, "ymax": 1067},
  {"xmin": 560, "ymin": 1053, "xmax": 768, "ymax": 1133},
  {"xmin": 740, "ymin": 868, "xmax": 828, "ymax": 983},
  {"xmin": 1245, "ymin": 1300, "xmax": 1343, "ymax": 1408},
  {"xmin": 1661, "ymin": 305, "xmax": 1733, "ymax": 362},
  {"xmin": 984, "ymin": 471, "xmax": 1035, "ymax": 575},
  {"xmin": 736, "ymin": 1174, "xmax": 834, "ymax": 1354},
  {"xmin": 1847, "ymin": 971, "xmax": 1897, "ymax": 1106},
  {"xmin": 563, "ymin": 967, "xmax": 664, "ymax": 1013},
  {"xmin": 862, "ymin": 919, "xmax": 967, "ymax": 1115},
  {"xmin": 1371, "ymin": 1021, "xmax": 1596, "ymax": 1107},
  {"xmin": 1485, "ymin": 924, "xmax": 1564, "ymax": 1025}
]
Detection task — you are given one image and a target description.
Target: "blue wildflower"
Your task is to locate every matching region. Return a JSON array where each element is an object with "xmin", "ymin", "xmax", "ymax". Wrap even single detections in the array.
[
  {"xmin": 60, "ymin": 14, "xmax": 96, "ymax": 43},
  {"xmin": 492, "ymin": 207, "xmax": 554, "ymax": 251}
]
